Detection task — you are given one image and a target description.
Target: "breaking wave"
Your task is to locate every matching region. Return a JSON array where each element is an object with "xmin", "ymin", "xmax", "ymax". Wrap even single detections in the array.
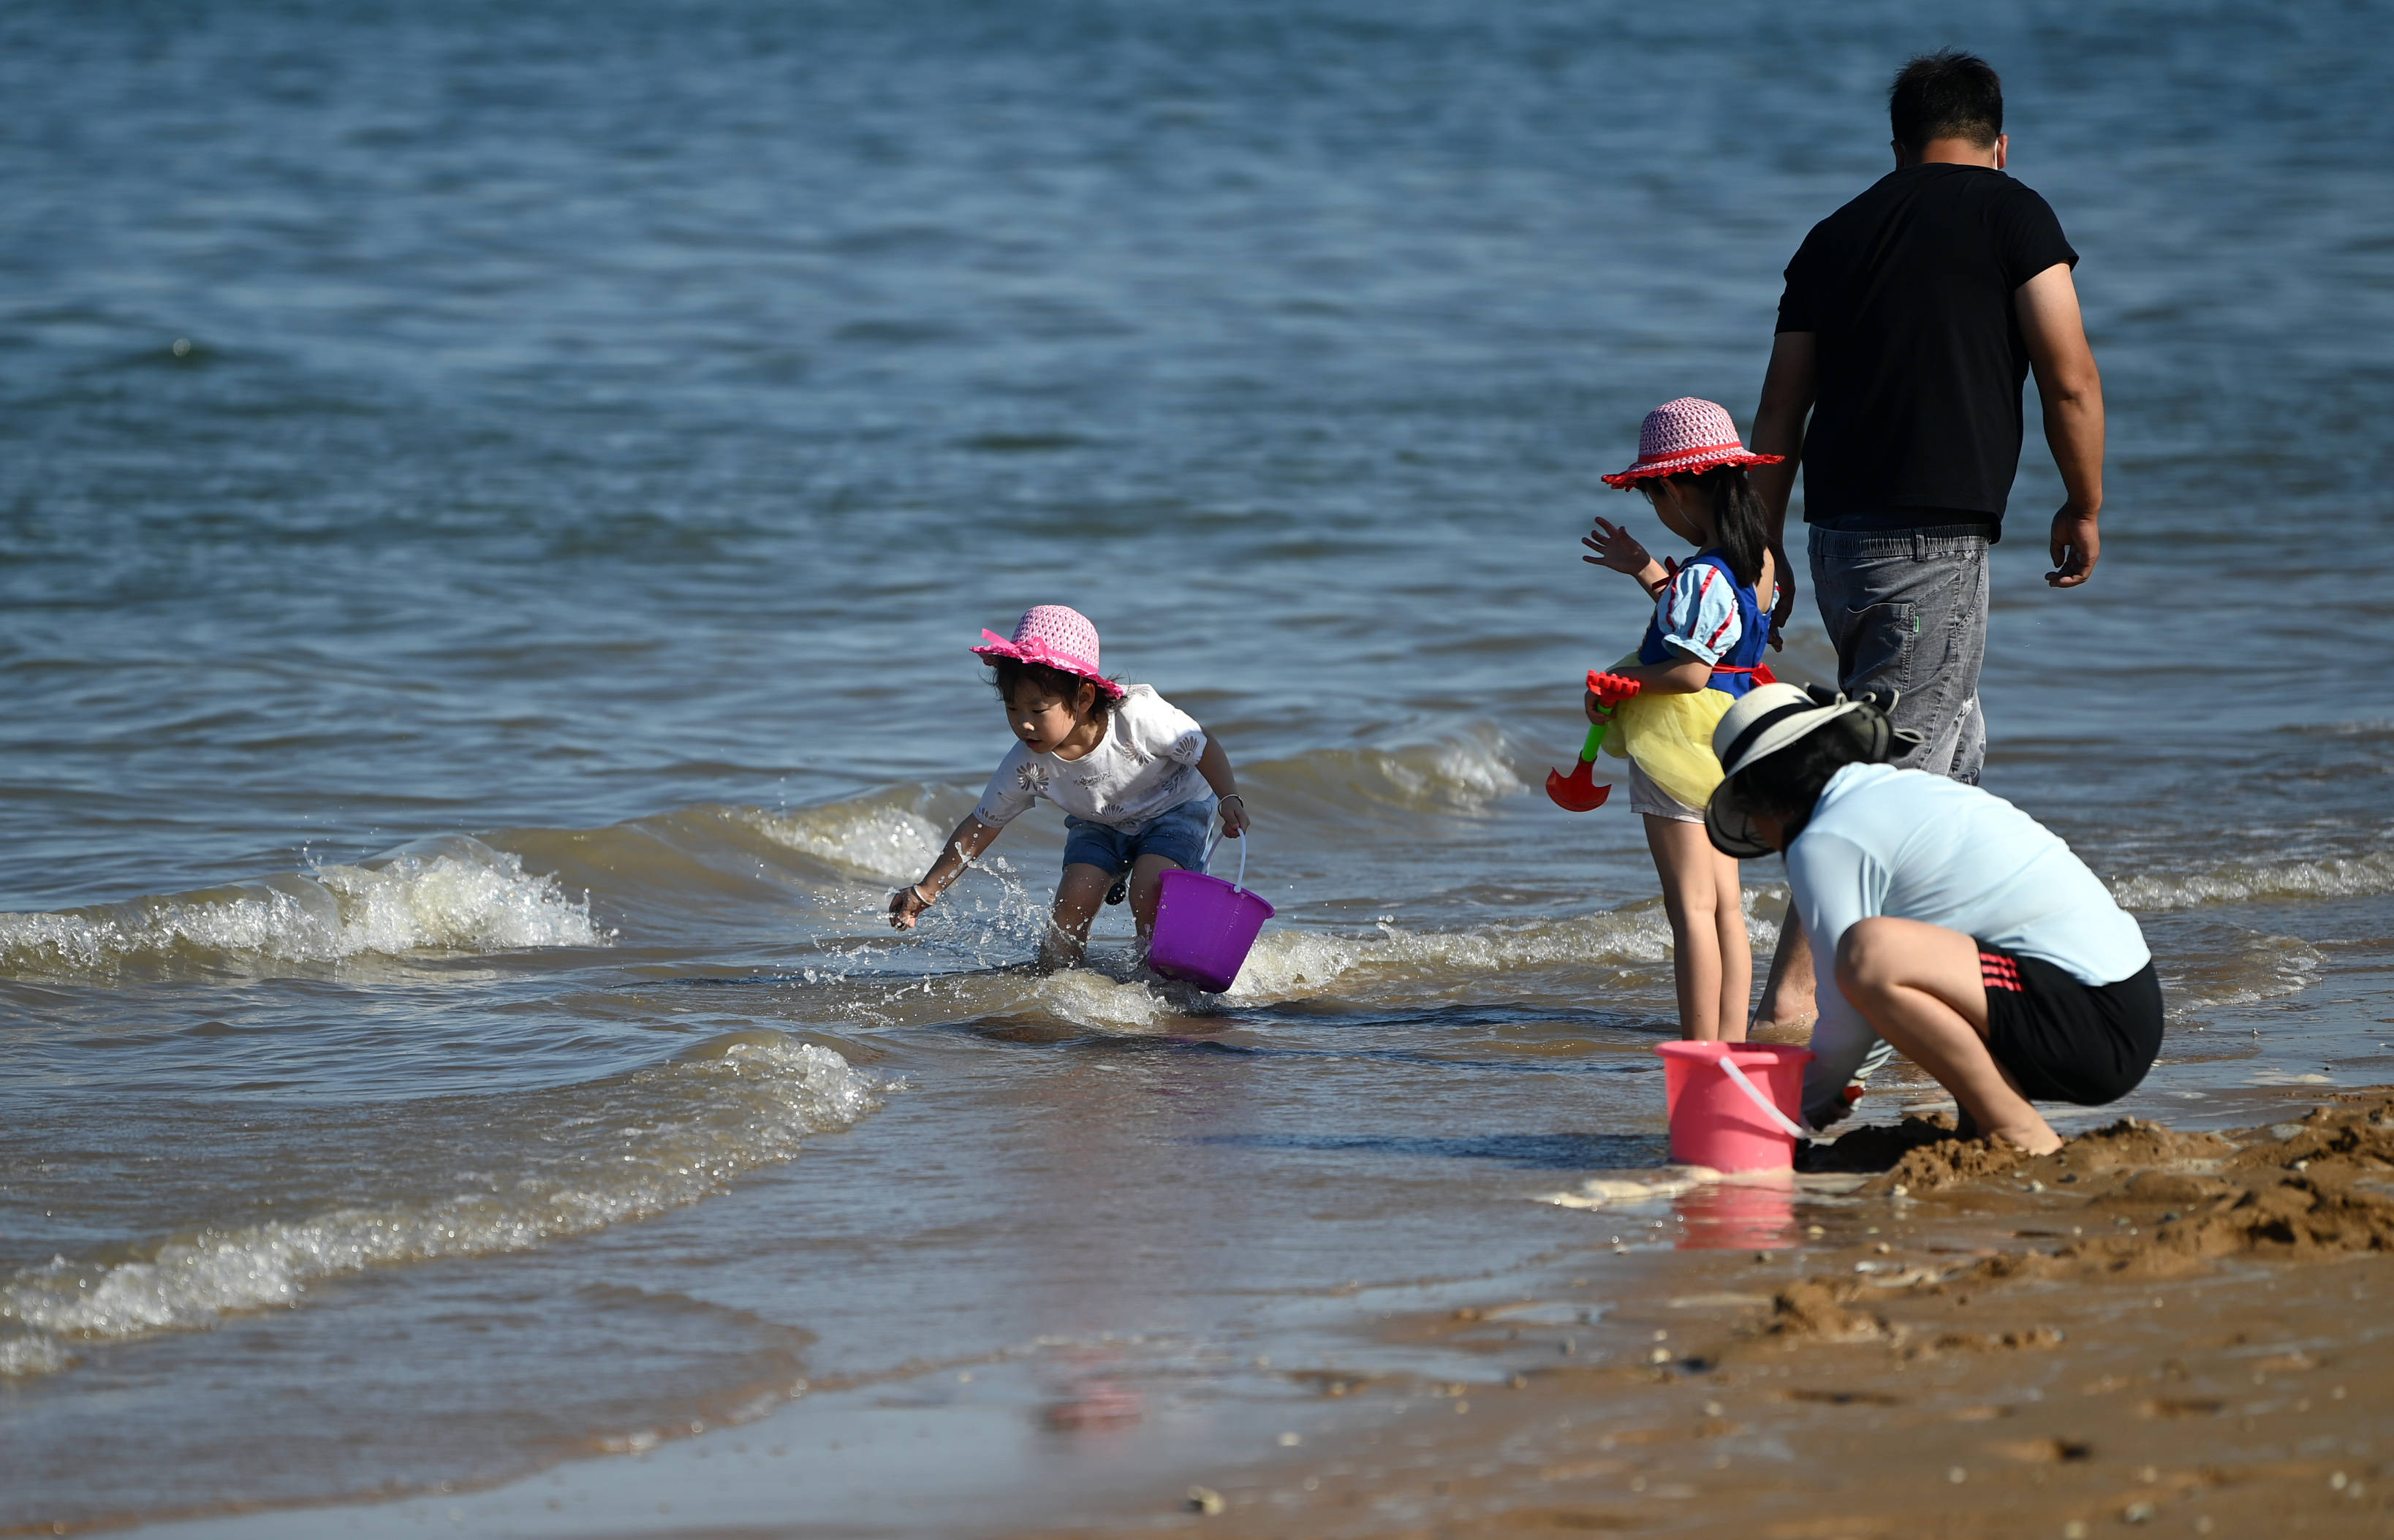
[
  {"xmin": 0, "ymin": 835, "xmax": 607, "ymax": 979},
  {"xmin": 738, "ymin": 800, "xmax": 948, "ymax": 882},
  {"xmin": 2113, "ymin": 851, "xmax": 2394, "ymax": 912},
  {"xmin": 0, "ymin": 1034, "xmax": 877, "ymax": 1378},
  {"xmin": 1244, "ymin": 729, "xmax": 1527, "ymax": 818}
]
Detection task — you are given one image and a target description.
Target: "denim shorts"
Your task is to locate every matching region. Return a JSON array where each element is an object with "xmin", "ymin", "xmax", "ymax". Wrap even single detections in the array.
[{"xmin": 1061, "ymin": 797, "xmax": 1218, "ymax": 876}]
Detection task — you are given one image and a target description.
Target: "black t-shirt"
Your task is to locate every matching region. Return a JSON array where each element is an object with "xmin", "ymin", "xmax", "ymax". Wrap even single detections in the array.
[{"xmin": 1777, "ymin": 164, "xmax": 2077, "ymax": 527}]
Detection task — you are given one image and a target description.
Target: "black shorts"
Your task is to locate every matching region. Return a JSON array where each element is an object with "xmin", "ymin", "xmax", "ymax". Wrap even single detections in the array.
[{"xmin": 1977, "ymin": 943, "xmax": 2163, "ymax": 1105}]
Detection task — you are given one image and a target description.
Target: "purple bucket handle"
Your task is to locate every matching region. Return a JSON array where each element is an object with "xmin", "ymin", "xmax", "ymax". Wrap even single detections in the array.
[{"xmin": 1199, "ymin": 810, "xmax": 1250, "ymax": 892}]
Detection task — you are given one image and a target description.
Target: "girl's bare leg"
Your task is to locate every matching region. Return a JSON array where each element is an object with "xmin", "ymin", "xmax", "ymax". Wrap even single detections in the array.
[
  {"xmin": 1708, "ymin": 844, "xmax": 1751, "ymax": 1044},
  {"xmin": 1126, "ymin": 853, "xmax": 1182, "ymax": 939},
  {"xmin": 1645, "ymin": 815, "xmax": 1728, "ymax": 1040},
  {"xmin": 1042, "ymin": 862, "xmax": 1115, "ymax": 970},
  {"xmin": 1833, "ymin": 916, "xmax": 2060, "ymax": 1154}
]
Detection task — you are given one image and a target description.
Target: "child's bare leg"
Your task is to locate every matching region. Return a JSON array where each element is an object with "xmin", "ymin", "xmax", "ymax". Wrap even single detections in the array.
[
  {"xmin": 1645, "ymin": 815, "xmax": 1725, "ymax": 1041},
  {"xmin": 1042, "ymin": 862, "xmax": 1115, "ymax": 970},
  {"xmin": 1126, "ymin": 853, "xmax": 1181, "ymax": 939},
  {"xmin": 1833, "ymin": 917, "xmax": 2060, "ymax": 1155},
  {"xmin": 1708, "ymin": 846, "xmax": 1751, "ymax": 1044}
]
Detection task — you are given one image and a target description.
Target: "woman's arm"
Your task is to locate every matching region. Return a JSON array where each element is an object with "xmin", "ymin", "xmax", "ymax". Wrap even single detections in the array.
[
  {"xmin": 889, "ymin": 815, "xmax": 1004, "ymax": 929},
  {"xmin": 1194, "ymin": 736, "xmax": 1249, "ymax": 836}
]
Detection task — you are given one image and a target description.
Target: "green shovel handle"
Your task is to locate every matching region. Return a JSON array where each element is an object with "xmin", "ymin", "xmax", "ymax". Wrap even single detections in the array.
[{"xmin": 1577, "ymin": 720, "xmax": 1607, "ymax": 765}]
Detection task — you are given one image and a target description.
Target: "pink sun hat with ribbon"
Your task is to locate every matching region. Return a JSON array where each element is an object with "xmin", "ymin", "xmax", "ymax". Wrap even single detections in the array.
[
  {"xmin": 1600, "ymin": 397, "xmax": 1784, "ymax": 488},
  {"xmin": 969, "ymin": 604, "xmax": 1126, "ymax": 702}
]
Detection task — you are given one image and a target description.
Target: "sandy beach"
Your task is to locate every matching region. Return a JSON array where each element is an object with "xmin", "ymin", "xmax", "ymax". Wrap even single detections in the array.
[{"xmin": 1037, "ymin": 1093, "xmax": 2394, "ymax": 1539}]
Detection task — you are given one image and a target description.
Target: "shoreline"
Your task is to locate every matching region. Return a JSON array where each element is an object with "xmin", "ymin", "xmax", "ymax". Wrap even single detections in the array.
[{"xmin": 1032, "ymin": 1091, "xmax": 2394, "ymax": 1539}]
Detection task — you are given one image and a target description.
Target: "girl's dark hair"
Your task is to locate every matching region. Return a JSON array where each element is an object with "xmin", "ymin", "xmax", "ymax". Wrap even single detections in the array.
[
  {"xmin": 1640, "ymin": 463, "xmax": 1770, "ymax": 590},
  {"xmin": 988, "ymin": 657, "xmax": 1115, "ymax": 724},
  {"xmin": 1725, "ymin": 714, "xmax": 1877, "ymax": 833}
]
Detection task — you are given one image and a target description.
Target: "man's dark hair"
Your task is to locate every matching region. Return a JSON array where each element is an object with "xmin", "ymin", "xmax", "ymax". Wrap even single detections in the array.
[
  {"xmin": 1888, "ymin": 50, "xmax": 2002, "ymax": 154},
  {"xmin": 1726, "ymin": 716, "xmax": 1877, "ymax": 832}
]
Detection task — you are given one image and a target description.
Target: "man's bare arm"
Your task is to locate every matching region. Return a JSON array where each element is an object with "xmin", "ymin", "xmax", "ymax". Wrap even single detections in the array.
[
  {"xmin": 2015, "ymin": 263, "xmax": 2105, "ymax": 588},
  {"xmin": 1748, "ymin": 331, "xmax": 1817, "ymax": 639}
]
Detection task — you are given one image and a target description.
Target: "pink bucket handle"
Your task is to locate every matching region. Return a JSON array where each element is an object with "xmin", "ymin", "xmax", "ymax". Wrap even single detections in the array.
[{"xmin": 1718, "ymin": 1055, "xmax": 1811, "ymax": 1140}]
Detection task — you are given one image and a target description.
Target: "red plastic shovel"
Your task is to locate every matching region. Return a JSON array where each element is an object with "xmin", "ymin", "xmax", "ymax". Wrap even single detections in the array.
[{"xmin": 1546, "ymin": 721, "xmax": 1610, "ymax": 811}]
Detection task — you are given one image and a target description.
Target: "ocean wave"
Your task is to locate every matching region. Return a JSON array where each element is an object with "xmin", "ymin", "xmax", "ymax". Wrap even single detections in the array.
[
  {"xmin": 0, "ymin": 835, "xmax": 607, "ymax": 978},
  {"xmin": 738, "ymin": 800, "xmax": 948, "ymax": 883},
  {"xmin": 2163, "ymin": 933, "xmax": 2324, "ymax": 1015},
  {"xmin": 1244, "ymin": 729, "xmax": 1526, "ymax": 817},
  {"xmin": 1224, "ymin": 892, "xmax": 1781, "ymax": 1002},
  {"xmin": 0, "ymin": 1034, "xmax": 876, "ymax": 1378},
  {"xmin": 2113, "ymin": 851, "xmax": 2394, "ymax": 911},
  {"xmin": 1223, "ymin": 912, "xmax": 1673, "ymax": 1001}
]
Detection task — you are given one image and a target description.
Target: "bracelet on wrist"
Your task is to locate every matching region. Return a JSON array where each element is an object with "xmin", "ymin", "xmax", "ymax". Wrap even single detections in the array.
[{"xmin": 1219, "ymin": 794, "xmax": 1244, "ymax": 806}]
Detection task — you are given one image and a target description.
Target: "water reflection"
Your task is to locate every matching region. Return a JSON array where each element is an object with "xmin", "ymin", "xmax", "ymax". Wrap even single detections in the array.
[{"xmin": 1672, "ymin": 1177, "xmax": 1795, "ymax": 1251}]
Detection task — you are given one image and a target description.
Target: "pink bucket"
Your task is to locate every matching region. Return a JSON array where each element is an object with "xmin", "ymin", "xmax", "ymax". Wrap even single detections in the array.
[
  {"xmin": 1654, "ymin": 1041, "xmax": 1814, "ymax": 1172},
  {"xmin": 1148, "ymin": 834, "xmax": 1273, "ymax": 993}
]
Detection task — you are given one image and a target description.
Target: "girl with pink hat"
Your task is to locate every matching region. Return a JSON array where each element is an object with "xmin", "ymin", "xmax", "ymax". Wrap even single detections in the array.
[
  {"xmin": 1579, "ymin": 397, "xmax": 1785, "ymax": 1044},
  {"xmin": 889, "ymin": 605, "xmax": 1251, "ymax": 970}
]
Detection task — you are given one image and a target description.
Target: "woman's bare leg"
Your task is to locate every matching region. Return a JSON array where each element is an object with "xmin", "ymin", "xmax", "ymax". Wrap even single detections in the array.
[
  {"xmin": 1646, "ymin": 816, "xmax": 1730, "ymax": 1040},
  {"xmin": 1833, "ymin": 917, "xmax": 2059, "ymax": 1154}
]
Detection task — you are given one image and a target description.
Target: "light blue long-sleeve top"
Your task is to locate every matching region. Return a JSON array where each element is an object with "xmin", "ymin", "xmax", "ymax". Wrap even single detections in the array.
[{"xmin": 1786, "ymin": 762, "xmax": 2151, "ymax": 1126}]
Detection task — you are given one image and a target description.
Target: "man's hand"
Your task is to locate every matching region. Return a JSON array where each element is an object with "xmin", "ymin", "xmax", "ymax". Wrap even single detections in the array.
[
  {"xmin": 2047, "ymin": 504, "xmax": 2100, "ymax": 588},
  {"xmin": 1768, "ymin": 543, "xmax": 1795, "ymax": 648}
]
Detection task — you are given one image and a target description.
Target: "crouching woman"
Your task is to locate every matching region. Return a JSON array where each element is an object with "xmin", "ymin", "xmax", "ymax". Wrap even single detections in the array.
[{"xmin": 1703, "ymin": 684, "xmax": 2162, "ymax": 1156}]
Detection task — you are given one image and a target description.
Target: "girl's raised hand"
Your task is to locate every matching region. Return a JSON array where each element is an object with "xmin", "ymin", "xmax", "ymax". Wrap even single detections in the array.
[{"xmin": 1581, "ymin": 517, "xmax": 1654, "ymax": 577}]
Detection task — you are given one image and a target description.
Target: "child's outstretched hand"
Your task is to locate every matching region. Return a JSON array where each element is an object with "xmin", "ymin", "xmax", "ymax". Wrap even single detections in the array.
[
  {"xmin": 888, "ymin": 883, "xmax": 933, "ymax": 930},
  {"xmin": 1580, "ymin": 517, "xmax": 1651, "ymax": 574},
  {"xmin": 1217, "ymin": 794, "xmax": 1251, "ymax": 838}
]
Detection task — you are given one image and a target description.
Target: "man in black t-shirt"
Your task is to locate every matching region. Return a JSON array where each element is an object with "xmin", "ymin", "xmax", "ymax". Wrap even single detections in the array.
[{"xmin": 1743, "ymin": 51, "xmax": 2107, "ymax": 1036}]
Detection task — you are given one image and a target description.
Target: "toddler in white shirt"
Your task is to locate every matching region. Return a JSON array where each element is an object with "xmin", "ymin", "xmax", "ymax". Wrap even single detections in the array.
[{"xmin": 889, "ymin": 605, "xmax": 1249, "ymax": 969}]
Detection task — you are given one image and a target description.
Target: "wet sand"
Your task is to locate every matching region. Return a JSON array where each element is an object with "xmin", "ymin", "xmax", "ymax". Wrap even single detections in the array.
[{"xmin": 1037, "ymin": 1092, "xmax": 2394, "ymax": 1540}]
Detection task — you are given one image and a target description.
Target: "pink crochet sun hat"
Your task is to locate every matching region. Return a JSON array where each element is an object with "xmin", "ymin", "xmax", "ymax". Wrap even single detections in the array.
[
  {"xmin": 969, "ymin": 604, "xmax": 1126, "ymax": 701},
  {"xmin": 1600, "ymin": 397, "xmax": 1784, "ymax": 488}
]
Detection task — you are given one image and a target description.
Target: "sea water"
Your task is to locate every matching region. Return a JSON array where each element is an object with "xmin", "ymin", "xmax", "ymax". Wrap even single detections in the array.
[{"xmin": 1, "ymin": 0, "xmax": 2388, "ymax": 1530}]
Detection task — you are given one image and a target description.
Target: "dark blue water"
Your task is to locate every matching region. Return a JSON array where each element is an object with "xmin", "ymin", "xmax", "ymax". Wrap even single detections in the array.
[{"xmin": 2, "ymin": 1, "xmax": 2389, "ymax": 1531}]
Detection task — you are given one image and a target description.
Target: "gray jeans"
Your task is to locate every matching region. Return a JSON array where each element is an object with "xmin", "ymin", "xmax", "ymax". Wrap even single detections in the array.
[{"xmin": 1808, "ymin": 524, "xmax": 1990, "ymax": 784}]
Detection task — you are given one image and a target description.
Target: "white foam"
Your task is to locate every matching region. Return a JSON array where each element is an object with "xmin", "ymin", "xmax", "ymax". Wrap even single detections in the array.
[
  {"xmin": 0, "ymin": 836, "xmax": 607, "ymax": 976},
  {"xmin": 2166, "ymin": 933, "xmax": 2324, "ymax": 1013},
  {"xmin": 2113, "ymin": 851, "xmax": 2394, "ymax": 912},
  {"xmin": 1027, "ymin": 967, "xmax": 1178, "ymax": 1031},
  {"xmin": 1224, "ymin": 906, "xmax": 1677, "ymax": 1001},
  {"xmin": 0, "ymin": 1335, "xmax": 72, "ymax": 1378},
  {"xmin": 742, "ymin": 803, "xmax": 947, "ymax": 882},
  {"xmin": 0, "ymin": 1036, "xmax": 877, "ymax": 1378}
]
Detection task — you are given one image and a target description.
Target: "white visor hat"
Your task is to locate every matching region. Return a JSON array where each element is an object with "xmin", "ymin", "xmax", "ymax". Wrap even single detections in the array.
[{"xmin": 1703, "ymin": 683, "xmax": 1923, "ymax": 858}]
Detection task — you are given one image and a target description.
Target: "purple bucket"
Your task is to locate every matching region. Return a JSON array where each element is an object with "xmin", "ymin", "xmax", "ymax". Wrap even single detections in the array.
[{"xmin": 1148, "ymin": 837, "xmax": 1273, "ymax": 993}]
